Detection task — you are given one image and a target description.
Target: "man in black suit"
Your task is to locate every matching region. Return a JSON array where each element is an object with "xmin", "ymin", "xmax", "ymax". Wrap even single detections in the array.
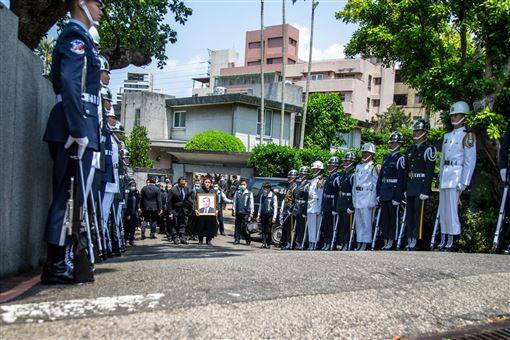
[
  {"xmin": 167, "ymin": 177, "xmax": 193, "ymax": 244},
  {"xmin": 140, "ymin": 176, "xmax": 162, "ymax": 239}
]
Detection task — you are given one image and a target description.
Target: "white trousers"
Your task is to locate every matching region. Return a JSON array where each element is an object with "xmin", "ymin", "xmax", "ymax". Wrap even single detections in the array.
[
  {"xmin": 102, "ymin": 192, "xmax": 115, "ymax": 250},
  {"xmin": 439, "ymin": 188, "xmax": 461, "ymax": 235},
  {"xmin": 355, "ymin": 208, "xmax": 374, "ymax": 243},
  {"xmin": 307, "ymin": 213, "xmax": 322, "ymax": 243}
]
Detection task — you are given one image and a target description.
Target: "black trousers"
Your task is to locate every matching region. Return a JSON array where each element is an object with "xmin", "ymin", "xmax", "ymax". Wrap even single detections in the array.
[
  {"xmin": 280, "ymin": 213, "xmax": 292, "ymax": 246},
  {"xmin": 295, "ymin": 214, "xmax": 306, "ymax": 247},
  {"xmin": 198, "ymin": 215, "xmax": 218, "ymax": 242},
  {"xmin": 380, "ymin": 201, "xmax": 399, "ymax": 240},
  {"xmin": 234, "ymin": 213, "xmax": 251, "ymax": 242},
  {"xmin": 158, "ymin": 210, "xmax": 168, "ymax": 234},
  {"xmin": 406, "ymin": 196, "xmax": 427, "ymax": 240},
  {"xmin": 124, "ymin": 213, "xmax": 138, "ymax": 242},
  {"xmin": 217, "ymin": 212, "xmax": 225, "ymax": 235},
  {"xmin": 322, "ymin": 211, "xmax": 335, "ymax": 245},
  {"xmin": 171, "ymin": 214, "xmax": 187, "ymax": 240},
  {"xmin": 260, "ymin": 213, "xmax": 273, "ymax": 245},
  {"xmin": 337, "ymin": 211, "xmax": 353, "ymax": 246},
  {"xmin": 142, "ymin": 210, "xmax": 158, "ymax": 237}
]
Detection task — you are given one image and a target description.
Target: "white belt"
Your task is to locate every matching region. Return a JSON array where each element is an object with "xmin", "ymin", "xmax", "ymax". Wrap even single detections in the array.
[
  {"xmin": 324, "ymin": 194, "xmax": 335, "ymax": 198},
  {"xmin": 56, "ymin": 93, "xmax": 100, "ymax": 106}
]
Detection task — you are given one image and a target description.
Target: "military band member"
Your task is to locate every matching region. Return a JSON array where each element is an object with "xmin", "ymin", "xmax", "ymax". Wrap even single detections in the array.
[
  {"xmin": 321, "ymin": 157, "xmax": 341, "ymax": 250},
  {"xmin": 405, "ymin": 119, "xmax": 436, "ymax": 250},
  {"xmin": 376, "ymin": 132, "xmax": 406, "ymax": 250},
  {"xmin": 353, "ymin": 143, "xmax": 379, "ymax": 251},
  {"xmin": 257, "ymin": 182, "xmax": 278, "ymax": 248},
  {"xmin": 437, "ymin": 101, "xmax": 477, "ymax": 251},
  {"xmin": 334, "ymin": 152, "xmax": 356, "ymax": 251},
  {"xmin": 233, "ymin": 179, "xmax": 254, "ymax": 245},
  {"xmin": 280, "ymin": 170, "xmax": 298, "ymax": 249},
  {"xmin": 307, "ymin": 161, "xmax": 324, "ymax": 250},
  {"xmin": 293, "ymin": 167, "xmax": 310, "ymax": 250},
  {"xmin": 41, "ymin": 0, "xmax": 104, "ymax": 284}
]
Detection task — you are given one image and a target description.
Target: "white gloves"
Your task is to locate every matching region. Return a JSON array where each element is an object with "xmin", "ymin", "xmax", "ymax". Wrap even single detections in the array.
[
  {"xmin": 419, "ymin": 194, "xmax": 429, "ymax": 200},
  {"xmin": 392, "ymin": 200, "xmax": 400, "ymax": 206},
  {"xmin": 64, "ymin": 136, "xmax": 89, "ymax": 159},
  {"xmin": 332, "ymin": 211, "xmax": 338, "ymax": 216},
  {"xmin": 376, "ymin": 196, "xmax": 380, "ymax": 204},
  {"xmin": 347, "ymin": 208, "xmax": 354, "ymax": 214},
  {"xmin": 501, "ymin": 168, "xmax": 507, "ymax": 182},
  {"xmin": 456, "ymin": 183, "xmax": 467, "ymax": 192}
]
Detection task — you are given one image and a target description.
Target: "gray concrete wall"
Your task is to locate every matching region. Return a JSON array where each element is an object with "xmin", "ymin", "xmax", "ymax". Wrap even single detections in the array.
[{"xmin": 0, "ymin": 5, "xmax": 55, "ymax": 277}]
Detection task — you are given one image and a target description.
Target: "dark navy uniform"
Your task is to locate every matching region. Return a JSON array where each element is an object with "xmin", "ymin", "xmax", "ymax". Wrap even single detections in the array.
[
  {"xmin": 376, "ymin": 151, "xmax": 406, "ymax": 243},
  {"xmin": 334, "ymin": 167, "xmax": 355, "ymax": 249},
  {"xmin": 41, "ymin": 19, "xmax": 101, "ymax": 284},
  {"xmin": 258, "ymin": 189, "xmax": 278, "ymax": 248},
  {"xmin": 321, "ymin": 170, "xmax": 340, "ymax": 249},
  {"xmin": 292, "ymin": 179, "xmax": 309, "ymax": 249},
  {"xmin": 279, "ymin": 182, "xmax": 297, "ymax": 249},
  {"xmin": 233, "ymin": 188, "xmax": 254, "ymax": 244},
  {"xmin": 405, "ymin": 142, "xmax": 436, "ymax": 246}
]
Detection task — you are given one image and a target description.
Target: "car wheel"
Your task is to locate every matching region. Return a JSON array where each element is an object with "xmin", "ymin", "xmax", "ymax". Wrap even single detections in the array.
[{"xmin": 271, "ymin": 224, "xmax": 282, "ymax": 245}]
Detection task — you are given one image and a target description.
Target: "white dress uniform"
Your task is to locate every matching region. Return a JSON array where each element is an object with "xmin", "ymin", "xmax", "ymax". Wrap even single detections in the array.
[
  {"xmin": 352, "ymin": 161, "xmax": 379, "ymax": 243},
  {"xmin": 307, "ymin": 175, "xmax": 323, "ymax": 243},
  {"xmin": 101, "ymin": 134, "xmax": 120, "ymax": 248},
  {"xmin": 439, "ymin": 126, "xmax": 476, "ymax": 235}
]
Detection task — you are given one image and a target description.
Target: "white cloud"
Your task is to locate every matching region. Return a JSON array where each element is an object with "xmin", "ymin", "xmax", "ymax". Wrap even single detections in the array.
[{"xmin": 291, "ymin": 23, "xmax": 345, "ymax": 61}]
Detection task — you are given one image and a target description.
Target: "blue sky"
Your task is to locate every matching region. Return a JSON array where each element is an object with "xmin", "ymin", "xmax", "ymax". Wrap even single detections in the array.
[{"xmin": 2, "ymin": 0, "xmax": 356, "ymax": 99}]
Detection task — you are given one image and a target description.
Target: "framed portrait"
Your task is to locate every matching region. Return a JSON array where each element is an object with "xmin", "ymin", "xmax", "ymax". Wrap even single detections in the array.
[{"xmin": 196, "ymin": 192, "xmax": 217, "ymax": 216}]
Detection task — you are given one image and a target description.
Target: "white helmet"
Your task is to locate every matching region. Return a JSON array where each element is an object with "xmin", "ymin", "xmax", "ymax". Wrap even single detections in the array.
[
  {"xmin": 450, "ymin": 101, "xmax": 469, "ymax": 115},
  {"xmin": 311, "ymin": 161, "xmax": 324, "ymax": 170},
  {"xmin": 89, "ymin": 26, "xmax": 100, "ymax": 46},
  {"xmin": 361, "ymin": 142, "xmax": 376, "ymax": 154}
]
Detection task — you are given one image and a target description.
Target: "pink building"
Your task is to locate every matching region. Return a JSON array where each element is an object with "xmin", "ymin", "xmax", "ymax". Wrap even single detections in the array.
[{"xmin": 245, "ymin": 24, "xmax": 299, "ymax": 66}]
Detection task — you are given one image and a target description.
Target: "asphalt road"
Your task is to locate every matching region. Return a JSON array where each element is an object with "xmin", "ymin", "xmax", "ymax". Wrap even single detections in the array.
[{"xmin": 1, "ymin": 218, "xmax": 509, "ymax": 339}]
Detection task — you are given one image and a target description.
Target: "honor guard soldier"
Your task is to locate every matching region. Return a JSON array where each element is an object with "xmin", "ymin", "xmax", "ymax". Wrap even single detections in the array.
[
  {"xmin": 437, "ymin": 101, "xmax": 476, "ymax": 251},
  {"xmin": 41, "ymin": 0, "xmax": 104, "ymax": 284},
  {"xmin": 232, "ymin": 179, "xmax": 254, "ymax": 245},
  {"xmin": 498, "ymin": 120, "xmax": 510, "ymax": 254},
  {"xmin": 307, "ymin": 161, "xmax": 324, "ymax": 250},
  {"xmin": 405, "ymin": 119, "xmax": 436, "ymax": 250},
  {"xmin": 334, "ymin": 152, "xmax": 356, "ymax": 251},
  {"xmin": 293, "ymin": 167, "xmax": 310, "ymax": 250},
  {"xmin": 257, "ymin": 182, "xmax": 278, "ymax": 248},
  {"xmin": 353, "ymin": 143, "xmax": 379, "ymax": 251},
  {"xmin": 112, "ymin": 123, "xmax": 127, "ymax": 251},
  {"xmin": 280, "ymin": 170, "xmax": 298, "ymax": 250},
  {"xmin": 376, "ymin": 132, "xmax": 406, "ymax": 250},
  {"xmin": 321, "ymin": 157, "xmax": 341, "ymax": 250}
]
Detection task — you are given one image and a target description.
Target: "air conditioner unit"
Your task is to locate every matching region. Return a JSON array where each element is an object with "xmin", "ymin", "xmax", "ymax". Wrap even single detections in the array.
[{"xmin": 214, "ymin": 87, "xmax": 226, "ymax": 95}]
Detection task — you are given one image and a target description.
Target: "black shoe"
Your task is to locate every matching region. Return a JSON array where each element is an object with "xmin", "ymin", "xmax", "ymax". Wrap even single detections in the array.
[
  {"xmin": 198, "ymin": 241, "xmax": 203, "ymax": 245},
  {"xmin": 129, "ymin": 241, "xmax": 134, "ymax": 246},
  {"xmin": 206, "ymin": 241, "xmax": 212, "ymax": 245},
  {"xmin": 261, "ymin": 244, "xmax": 266, "ymax": 249},
  {"xmin": 234, "ymin": 240, "xmax": 240, "ymax": 245},
  {"xmin": 180, "ymin": 239, "xmax": 189, "ymax": 245},
  {"xmin": 141, "ymin": 236, "xmax": 146, "ymax": 240},
  {"xmin": 174, "ymin": 238, "xmax": 181, "ymax": 245},
  {"xmin": 266, "ymin": 244, "xmax": 271, "ymax": 249},
  {"xmin": 220, "ymin": 232, "xmax": 226, "ymax": 236},
  {"xmin": 505, "ymin": 245, "xmax": 510, "ymax": 255},
  {"xmin": 246, "ymin": 241, "xmax": 251, "ymax": 246},
  {"xmin": 41, "ymin": 260, "xmax": 74, "ymax": 285}
]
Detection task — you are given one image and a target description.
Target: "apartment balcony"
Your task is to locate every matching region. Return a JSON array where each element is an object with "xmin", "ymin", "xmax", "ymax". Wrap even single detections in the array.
[{"xmin": 294, "ymin": 78, "xmax": 358, "ymax": 93}]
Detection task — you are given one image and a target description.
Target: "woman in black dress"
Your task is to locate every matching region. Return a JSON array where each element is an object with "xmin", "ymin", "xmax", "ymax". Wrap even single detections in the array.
[{"xmin": 195, "ymin": 179, "xmax": 218, "ymax": 245}]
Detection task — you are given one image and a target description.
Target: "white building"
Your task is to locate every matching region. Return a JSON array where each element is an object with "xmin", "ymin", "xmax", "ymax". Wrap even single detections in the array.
[{"xmin": 116, "ymin": 72, "xmax": 164, "ymax": 104}]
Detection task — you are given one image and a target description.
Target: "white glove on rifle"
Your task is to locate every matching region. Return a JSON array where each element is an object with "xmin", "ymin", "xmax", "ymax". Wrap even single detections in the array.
[
  {"xmin": 346, "ymin": 208, "xmax": 354, "ymax": 214},
  {"xmin": 392, "ymin": 200, "xmax": 400, "ymax": 206},
  {"xmin": 376, "ymin": 196, "xmax": 380, "ymax": 204},
  {"xmin": 419, "ymin": 194, "xmax": 429, "ymax": 200},
  {"xmin": 64, "ymin": 136, "xmax": 89, "ymax": 159},
  {"xmin": 501, "ymin": 168, "xmax": 507, "ymax": 183},
  {"xmin": 456, "ymin": 183, "xmax": 467, "ymax": 192},
  {"xmin": 332, "ymin": 211, "xmax": 338, "ymax": 216}
]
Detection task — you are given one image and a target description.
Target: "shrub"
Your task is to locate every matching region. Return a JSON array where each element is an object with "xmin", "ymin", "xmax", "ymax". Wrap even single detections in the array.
[{"xmin": 184, "ymin": 130, "xmax": 246, "ymax": 152}]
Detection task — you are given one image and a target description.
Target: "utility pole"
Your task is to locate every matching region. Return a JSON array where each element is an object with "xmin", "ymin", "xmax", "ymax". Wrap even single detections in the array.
[
  {"xmin": 299, "ymin": 0, "xmax": 318, "ymax": 149},
  {"xmin": 259, "ymin": 0, "xmax": 265, "ymax": 146},
  {"xmin": 279, "ymin": 0, "xmax": 287, "ymax": 146}
]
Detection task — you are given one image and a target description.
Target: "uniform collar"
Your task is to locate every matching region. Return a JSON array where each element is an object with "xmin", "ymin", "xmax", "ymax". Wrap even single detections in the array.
[{"xmin": 69, "ymin": 19, "xmax": 93, "ymax": 41}]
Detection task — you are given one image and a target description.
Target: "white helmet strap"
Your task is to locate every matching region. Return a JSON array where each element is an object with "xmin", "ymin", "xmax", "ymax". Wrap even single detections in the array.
[
  {"xmin": 389, "ymin": 144, "xmax": 400, "ymax": 152},
  {"xmin": 361, "ymin": 156, "xmax": 372, "ymax": 163},
  {"xmin": 80, "ymin": 0, "xmax": 99, "ymax": 27},
  {"xmin": 451, "ymin": 115, "xmax": 465, "ymax": 126},
  {"xmin": 413, "ymin": 131, "xmax": 427, "ymax": 141}
]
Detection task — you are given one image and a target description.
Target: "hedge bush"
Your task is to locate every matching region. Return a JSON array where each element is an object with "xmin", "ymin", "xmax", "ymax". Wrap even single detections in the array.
[{"xmin": 184, "ymin": 130, "xmax": 246, "ymax": 152}]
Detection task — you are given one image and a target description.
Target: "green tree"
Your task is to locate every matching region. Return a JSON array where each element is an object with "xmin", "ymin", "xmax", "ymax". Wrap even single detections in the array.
[
  {"xmin": 304, "ymin": 93, "xmax": 357, "ymax": 150},
  {"xmin": 10, "ymin": 0, "xmax": 192, "ymax": 70},
  {"xmin": 125, "ymin": 125, "xmax": 153, "ymax": 168},
  {"xmin": 184, "ymin": 130, "xmax": 246, "ymax": 153},
  {"xmin": 372, "ymin": 104, "xmax": 412, "ymax": 132}
]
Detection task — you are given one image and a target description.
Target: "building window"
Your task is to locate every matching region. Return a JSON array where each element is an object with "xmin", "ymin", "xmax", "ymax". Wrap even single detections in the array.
[
  {"xmin": 311, "ymin": 74, "xmax": 323, "ymax": 81},
  {"xmin": 368, "ymin": 75, "xmax": 372, "ymax": 90},
  {"xmin": 338, "ymin": 93, "xmax": 346, "ymax": 101},
  {"xmin": 289, "ymin": 38, "xmax": 297, "ymax": 46},
  {"xmin": 173, "ymin": 111, "xmax": 186, "ymax": 128},
  {"xmin": 372, "ymin": 99, "xmax": 380, "ymax": 107},
  {"xmin": 248, "ymin": 41, "xmax": 261, "ymax": 49},
  {"xmin": 267, "ymin": 57, "xmax": 282, "ymax": 65},
  {"xmin": 394, "ymin": 94, "xmax": 408, "ymax": 106},
  {"xmin": 134, "ymin": 108, "xmax": 141, "ymax": 127},
  {"xmin": 374, "ymin": 77, "xmax": 381, "ymax": 85},
  {"xmin": 288, "ymin": 58, "xmax": 296, "ymax": 64},
  {"xmin": 415, "ymin": 95, "xmax": 421, "ymax": 104},
  {"xmin": 367, "ymin": 98, "xmax": 371, "ymax": 112},
  {"xmin": 257, "ymin": 109, "xmax": 273, "ymax": 136},
  {"xmin": 267, "ymin": 37, "xmax": 283, "ymax": 48},
  {"xmin": 395, "ymin": 69, "xmax": 403, "ymax": 83},
  {"xmin": 247, "ymin": 60, "xmax": 261, "ymax": 66}
]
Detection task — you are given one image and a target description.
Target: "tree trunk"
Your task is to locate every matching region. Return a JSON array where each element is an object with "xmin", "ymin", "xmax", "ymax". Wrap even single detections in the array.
[
  {"xmin": 10, "ymin": 0, "xmax": 67, "ymax": 50},
  {"xmin": 299, "ymin": 0, "xmax": 318, "ymax": 149},
  {"xmin": 259, "ymin": 0, "xmax": 265, "ymax": 146},
  {"xmin": 279, "ymin": 0, "xmax": 287, "ymax": 146}
]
